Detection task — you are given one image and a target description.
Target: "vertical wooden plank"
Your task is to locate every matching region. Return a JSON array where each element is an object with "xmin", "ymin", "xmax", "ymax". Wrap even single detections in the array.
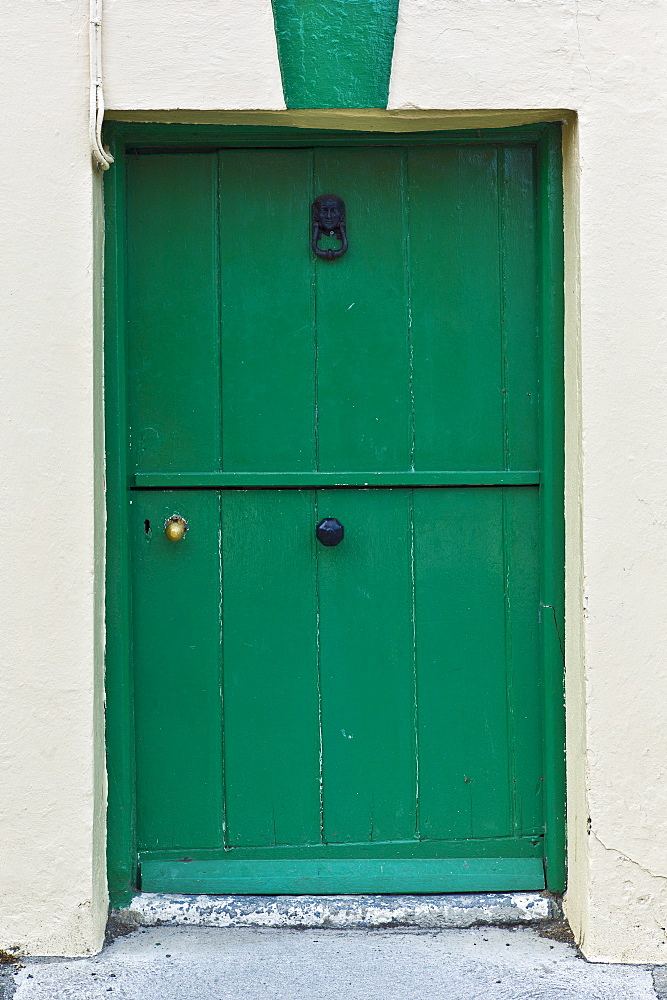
[
  {"xmin": 314, "ymin": 147, "xmax": 411, "ymax": 472},
  {"xmin": 414, "ymin": 488, "xmax": 512, "ymax": 840},
  {"xmin": 500, "ymin": 146, "xmax": 540, "ymax": 470},
  {"xmin": 222, "ymin": 490, "xmax": 321, "ymax": 847},
  {"xmin": 409, "ymin": 146, "xmax": 503, "ymax": 471},
  {"xmin": 499, "ymin": 144, "xmax": 543, "ymax": 841},
  {"xmin": 504, "ymin": 488, "xmax": 543, "ymax": 836},
  {"xmin": 219, "ymin": 150, "xmax": 315, "ymax": 472},
  {"xmin": 318, "ymin": 489, "xmax": 416, "ymax": 843},
  {"xmin": 131, "ymin": 491, "xmax": 224, "ymax": 851},
  {"xmin": 126, "ymin": 154, "xmax": 220, "ymax": 475}
]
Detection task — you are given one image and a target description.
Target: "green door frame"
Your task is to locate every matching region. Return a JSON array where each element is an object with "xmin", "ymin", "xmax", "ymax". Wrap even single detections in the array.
[{"xmin": 103, "ymin": 121, "xmax": 565, "ymax": 909}]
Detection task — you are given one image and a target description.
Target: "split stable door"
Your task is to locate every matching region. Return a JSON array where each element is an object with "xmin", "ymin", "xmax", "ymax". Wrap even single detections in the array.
[{"xmin": 120, "ymin": 136, "xmax": 563, "ymax": 894}]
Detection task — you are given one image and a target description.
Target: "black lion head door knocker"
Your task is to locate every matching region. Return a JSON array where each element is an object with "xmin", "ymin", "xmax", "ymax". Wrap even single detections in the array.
[{"xmin": 311, "ymin": 194, "xmax": 348, "ymax": 261}]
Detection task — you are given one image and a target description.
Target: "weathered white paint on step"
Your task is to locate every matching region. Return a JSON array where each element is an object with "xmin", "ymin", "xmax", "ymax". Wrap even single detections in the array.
[{"xmin": 118, "ymin": 891, "xmax": 556, "ymax": 930}]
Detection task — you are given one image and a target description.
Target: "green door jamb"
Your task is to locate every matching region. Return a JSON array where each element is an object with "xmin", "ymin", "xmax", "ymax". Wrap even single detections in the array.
[
  {"xmin": 537, "ymin": 126, "xmax": 566, "ymax": 891},
  {"xmin": 104, "ymin": 130, "xmax": 137, "ymax": 907},
  {"xmin": 103, "ymin": 121, "xmax": 566, "ymax": 908}
]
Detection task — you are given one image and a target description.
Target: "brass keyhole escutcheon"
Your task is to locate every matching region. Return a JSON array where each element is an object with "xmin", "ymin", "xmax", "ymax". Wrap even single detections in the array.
[{"xmin": 164, "ymin": 515, "xmax": 187, "ymax": 542}]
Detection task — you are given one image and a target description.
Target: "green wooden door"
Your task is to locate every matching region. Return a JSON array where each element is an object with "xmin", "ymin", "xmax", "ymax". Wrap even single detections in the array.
[{"xmin": 123, "ymin": 140, "xmax": 556, "ymax": 894}]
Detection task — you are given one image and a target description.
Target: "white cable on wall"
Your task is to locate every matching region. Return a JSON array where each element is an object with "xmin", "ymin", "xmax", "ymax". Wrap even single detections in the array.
[{"xmin": 90, "ymin": 0, "xmax": 113, "ymax": 170}]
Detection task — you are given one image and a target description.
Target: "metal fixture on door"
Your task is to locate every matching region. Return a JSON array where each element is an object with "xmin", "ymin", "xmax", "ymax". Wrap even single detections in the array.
[
  {"xmin": 164, "ymin": 515, "xmax": 187, "ymax": 542},
  {"xmin": 312, "ymin": 194, "xmax": 348, "ymax": 260},
  {"xmin": 316, "ymin": 517, "xmax": 344, "ymax": 546}
]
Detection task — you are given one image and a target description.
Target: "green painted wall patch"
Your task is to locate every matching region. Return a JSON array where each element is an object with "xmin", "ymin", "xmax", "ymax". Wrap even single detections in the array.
[{"xmin": 271, "ymin": 0, "xmax": 400, "ymax": 108}]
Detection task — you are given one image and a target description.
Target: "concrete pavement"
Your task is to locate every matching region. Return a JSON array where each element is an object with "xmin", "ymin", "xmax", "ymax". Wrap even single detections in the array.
[{"xmin": 4, "ymin": 925, "xmax": 663, "ymax": 1000}]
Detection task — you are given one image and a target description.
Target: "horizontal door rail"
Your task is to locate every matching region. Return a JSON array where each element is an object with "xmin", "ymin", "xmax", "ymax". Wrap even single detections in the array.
[
  {"xmin": 139, "ymin": 834, "xmax": 545, "ymax": 864},
  {"xmin": 139, "ymin": 857, "xmax": 545, "ymax": 895},
  {"xmin": 132, "ymin": 470, "xmax": 541, "ymax": 489}
]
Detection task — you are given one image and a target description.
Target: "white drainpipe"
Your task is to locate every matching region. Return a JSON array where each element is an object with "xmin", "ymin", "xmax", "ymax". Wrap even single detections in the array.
[{"xmin": 90, "ymin": 0, "xmax": 114, "ymax": 170}]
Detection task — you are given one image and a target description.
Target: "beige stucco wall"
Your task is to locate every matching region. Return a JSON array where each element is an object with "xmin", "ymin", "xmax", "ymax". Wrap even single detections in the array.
[
  {"xmin": 0, "ymin": 1, "xmax": 107, "ymax": 956},
  {"xmin": 1, "ymin": 0, "xmax": 666, "ymax": 961},
  {"xmin": 103, "ymin": 0, "xmax": 285, "ymax": 111}
]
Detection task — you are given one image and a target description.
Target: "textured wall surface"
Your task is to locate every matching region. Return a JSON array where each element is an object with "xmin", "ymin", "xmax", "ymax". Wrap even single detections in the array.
[
  {"xmin": 0, "ymin": 0, "xmax": 107, "ymax": 957},
  {"xmin": 1, "ymin": 0, "xmax": 667, "ymax": 962},
  {"xmin": 104, "ymin": 0, "xmax": 284, "ymax": 110}
]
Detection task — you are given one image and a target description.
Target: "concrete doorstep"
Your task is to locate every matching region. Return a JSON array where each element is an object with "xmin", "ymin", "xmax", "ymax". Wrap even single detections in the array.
[{"xmin": 115, "ymin": 891, "xmax": 559, "ymax": 930}]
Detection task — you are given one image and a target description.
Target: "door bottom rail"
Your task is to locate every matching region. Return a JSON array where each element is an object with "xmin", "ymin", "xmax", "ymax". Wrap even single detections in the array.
[{"xmin": 139, "ymin": 857, "xmax": 546, "ymax": 895}]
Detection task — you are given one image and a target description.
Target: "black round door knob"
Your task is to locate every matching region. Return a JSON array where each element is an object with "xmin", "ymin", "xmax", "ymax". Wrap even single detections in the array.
[{"xmin": 316, "ymin": 517, "xmax": 344, "ymax": 546}]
